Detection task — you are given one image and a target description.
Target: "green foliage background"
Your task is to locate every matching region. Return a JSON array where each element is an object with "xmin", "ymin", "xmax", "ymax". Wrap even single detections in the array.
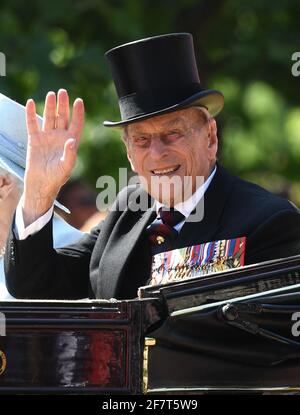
[{"xmin": 1, "ymin": 0, "xmax": 300, "ymax": 204}]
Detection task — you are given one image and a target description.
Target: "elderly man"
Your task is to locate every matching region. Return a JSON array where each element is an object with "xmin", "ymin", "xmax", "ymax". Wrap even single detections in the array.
[
  {"xmin": 0, "ymin": 93, "xmax": 83, "ymax": 299},
  {"xmin": 5, "ymin": 33, "xmax": 300, "ymax": 300}
]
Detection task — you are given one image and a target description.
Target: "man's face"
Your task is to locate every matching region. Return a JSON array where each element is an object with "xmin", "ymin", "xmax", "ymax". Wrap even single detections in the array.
[{"xmin": 125, "ymin": 107, "xmax": 218, "ymax": 206}]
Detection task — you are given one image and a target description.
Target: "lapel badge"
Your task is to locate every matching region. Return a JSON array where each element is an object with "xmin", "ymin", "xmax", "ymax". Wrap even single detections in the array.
[{"xmin": 156, "ymin": 236, "xmax": 165, "ymax": 245}]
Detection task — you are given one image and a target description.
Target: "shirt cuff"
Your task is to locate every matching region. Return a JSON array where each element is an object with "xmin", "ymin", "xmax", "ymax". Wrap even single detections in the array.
[{"xmin": 14, "ymin": 195, "xmax": 54, "ymax": 240}]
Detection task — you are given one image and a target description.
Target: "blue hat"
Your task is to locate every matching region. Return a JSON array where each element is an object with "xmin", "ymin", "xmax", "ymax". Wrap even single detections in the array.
[{"xmin": 0, "ymin": 93, "xmax": 69, "ymax": 213}]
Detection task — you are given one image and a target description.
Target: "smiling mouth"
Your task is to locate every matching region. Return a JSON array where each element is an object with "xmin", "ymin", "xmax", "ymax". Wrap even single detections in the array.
[{"xmin": 151, "ymin": 165, "xmax": 181, "ymax": 175}]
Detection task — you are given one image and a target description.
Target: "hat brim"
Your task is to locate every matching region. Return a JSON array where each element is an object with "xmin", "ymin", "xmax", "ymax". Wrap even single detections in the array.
[
  {"xmin": 0, "ymin": 156, "xmax": 70, "ymax": 214},
  {"xmin": 103, "ymin": 89, "xmax": 224, "ymax": 128}
]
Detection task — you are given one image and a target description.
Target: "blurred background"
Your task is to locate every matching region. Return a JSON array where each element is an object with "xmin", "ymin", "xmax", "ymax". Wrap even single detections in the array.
[{"xmin": 1, "ymin": 0, "xmax": 300, "ymax": 212}]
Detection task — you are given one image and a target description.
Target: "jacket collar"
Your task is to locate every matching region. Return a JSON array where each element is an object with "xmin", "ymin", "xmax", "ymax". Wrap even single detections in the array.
[{"xmin": 97, "ymin": 189, "xmax": 156, "ymax": 299}]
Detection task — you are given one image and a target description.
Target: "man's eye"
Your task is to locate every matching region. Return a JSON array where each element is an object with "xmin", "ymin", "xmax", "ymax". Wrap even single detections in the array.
[
  {"xmin": 165, "ymin": 131, "xmax": 182, "ymax": 140},
  {"xmin": 134, "ymin": 136, "xmax": 149, "ymax": 145}
]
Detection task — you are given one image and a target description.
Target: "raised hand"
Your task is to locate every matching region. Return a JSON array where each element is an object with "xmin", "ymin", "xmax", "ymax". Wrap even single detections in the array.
[{"xmin": 23, "ymin": 89, "xmax": 84, "ymax": 226}]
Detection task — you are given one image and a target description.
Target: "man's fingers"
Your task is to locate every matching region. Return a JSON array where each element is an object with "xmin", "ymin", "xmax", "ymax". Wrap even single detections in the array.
[
  {"xmin": 26, "ymin": 99, "xmax": 41, "ymax": 136},
  {"xmin": 56, "ymin": 89, "xmax": 70, "ymax": 129},
  {"xmin": 68, "ymin": 98, "xmax": 84, "ymax": 145},
  {"xmin": 42, "ymin": 91, "xmax": 56, "ymax": 131}
]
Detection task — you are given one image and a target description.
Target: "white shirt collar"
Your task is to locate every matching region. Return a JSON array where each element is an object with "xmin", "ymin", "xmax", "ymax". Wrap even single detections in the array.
[{"xmin": 155, "ymin": 165, "xmax": 217, "ymax": 218}]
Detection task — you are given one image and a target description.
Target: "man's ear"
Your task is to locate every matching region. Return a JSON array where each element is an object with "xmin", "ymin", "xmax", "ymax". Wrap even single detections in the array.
[
  {"xmin": 210, "ymin": 118, "xmax": 218, "ymax": 136},
  {"xmin": 207, "ymin": 118, "xmax": 218, "ymax": 153}
]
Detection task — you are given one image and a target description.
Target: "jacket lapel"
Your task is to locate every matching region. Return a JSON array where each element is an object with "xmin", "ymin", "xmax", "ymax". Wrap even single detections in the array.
[{"xmin": 97, "ymin": 189, "xmax": 156, "ymax": 299}]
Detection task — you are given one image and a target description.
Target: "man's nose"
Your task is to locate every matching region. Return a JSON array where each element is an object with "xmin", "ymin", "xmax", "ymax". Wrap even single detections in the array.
[{"xmin": 149, "ymin": 137, "xmax": 168, "ymax": 160}]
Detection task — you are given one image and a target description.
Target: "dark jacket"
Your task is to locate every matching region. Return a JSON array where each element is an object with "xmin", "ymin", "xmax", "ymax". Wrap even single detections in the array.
[{"xmin": 5, "ymin": 165, "xmax": 300, "ymax": 300}]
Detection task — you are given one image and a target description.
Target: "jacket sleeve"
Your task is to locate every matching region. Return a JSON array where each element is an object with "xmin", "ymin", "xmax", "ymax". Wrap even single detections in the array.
[
  {"xmin": 245, "ymin": 208, "xmax": 300, "ymax": 265},
  {"xmin": 4, "ymin": 216, "xmax": 102, "ymax": 300}
]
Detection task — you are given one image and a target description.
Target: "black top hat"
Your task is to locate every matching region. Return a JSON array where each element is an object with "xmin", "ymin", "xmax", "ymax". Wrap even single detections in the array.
[{"xmin": 103, "ymin": 33, "xmax": 224, "ymax": 128}]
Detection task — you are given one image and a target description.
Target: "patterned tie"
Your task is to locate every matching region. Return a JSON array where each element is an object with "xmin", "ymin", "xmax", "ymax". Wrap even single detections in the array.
[{"xmin": 147, "ymin": 207, "xmax": 185, "ymax": 254}]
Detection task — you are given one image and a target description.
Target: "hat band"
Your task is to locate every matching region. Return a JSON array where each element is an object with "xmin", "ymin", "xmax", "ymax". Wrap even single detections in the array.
[{"xmin": 119, "ymin": 82, "xmax": 202, "ymax": 120}]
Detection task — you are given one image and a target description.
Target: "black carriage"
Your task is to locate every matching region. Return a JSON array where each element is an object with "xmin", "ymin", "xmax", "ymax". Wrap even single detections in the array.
[{"xmin": 0, "ymin": 255, "xmax": 300, "ymax": 394}]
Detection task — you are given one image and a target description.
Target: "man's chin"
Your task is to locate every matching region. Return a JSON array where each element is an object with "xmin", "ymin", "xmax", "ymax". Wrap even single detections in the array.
[{"xmin": 138, "ymin": 173, "xmax": 196, "ymax": 206}]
